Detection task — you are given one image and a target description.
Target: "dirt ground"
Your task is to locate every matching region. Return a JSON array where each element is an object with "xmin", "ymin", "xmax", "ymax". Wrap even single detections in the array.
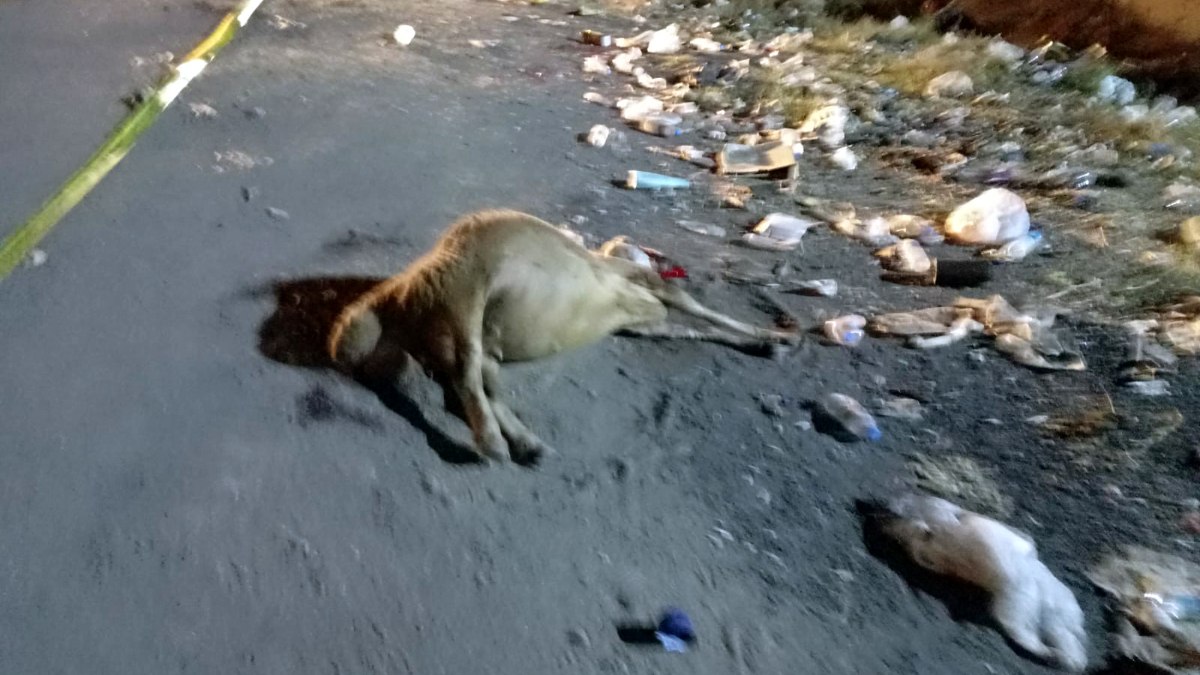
[{"xmin": 1, "ymin": 1, "xmax": 1198, "ymax": 673}]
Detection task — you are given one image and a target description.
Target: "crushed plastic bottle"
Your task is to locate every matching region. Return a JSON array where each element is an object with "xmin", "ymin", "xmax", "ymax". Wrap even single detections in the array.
[
  {"xmin": 944, "ymin": 188, "xmax": 1030, "ymax": 245},
  {"xmin": 823, "ymin": 314, "xmax": 867, "ymax": 346},
  {"xmin": 633, "ymin": 113, "xmax": 683, "ymax": 137},
  {"xmin": 820, "ymin": 393, "xmax": 882, "ymax": 441},
  {"xmin": 981, "ymin": 231, "xmax": 1043, "ymax": 262},
  {"xmin": 676, "ymin": 220, "xmax": 726, "ymax": 237}
]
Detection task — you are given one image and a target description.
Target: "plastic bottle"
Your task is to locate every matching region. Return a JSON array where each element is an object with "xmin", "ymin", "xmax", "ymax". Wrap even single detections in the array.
[
  {"xmin": 982, "ymin": 230, "xmax": 1043, "ymax": 262},
  {"xmin": 633, "ymin": 113, "xmax": 683, "ymax": 137},
  {"xmin": 821, "ymin": 393, "xmax": 882, "ymax": 441},
  {"xmin": 822, "ymin": 314, "xmax": 866, "ymax": 346}
]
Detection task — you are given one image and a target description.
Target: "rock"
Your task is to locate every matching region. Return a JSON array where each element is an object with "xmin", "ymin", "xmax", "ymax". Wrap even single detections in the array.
[
  {"xmin": 392, "ymin": 24, "xmax": 416, "ymax": 46},
  {"xmin": 243, "ymin": 106, "xmax": 266, "ymax": 120},
  {"xmin": 944, "ymin": 188, "xmax": 1030, "ymax": 245},
  {"xmin": 888, "ymin": 15, "xmax": 910, "ymax": 29},
  {"xmin": 188, "ymin": 102, "xmax": 218, "ymax": 118},
  {"xmin": 567, "ymin": 628, "xmax": 591, "ymax": 648},
  {"xmin": 241, "ymin": 186, "xmax": 259, "ymax": 202},
  {"xmin": 925, "ymin": 71, "xmax": 974, "ymax": 98},
  {"xmin": 25, "ymin": 249, "xmax": 47, "ymax": 267},
  {"xmin": 986, "ymin": 39, "xmax": 1025, "ymax": 64},
  {"xmin": 1180, "ymin": 216, "xmax": 1200, "ymax": 248},
  {"xmin": 1097, "ymin": 75, "xmax": 1136, "ymax": 105},
  {"xmin": 265, "ymin": 207, "xmax": 290, "ymax": 221}
]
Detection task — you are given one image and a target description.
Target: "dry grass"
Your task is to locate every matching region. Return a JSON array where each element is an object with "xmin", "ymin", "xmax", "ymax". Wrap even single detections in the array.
[{"xmin": 907, "ymin": 453, "xmax": 1014, "ymax": 517}]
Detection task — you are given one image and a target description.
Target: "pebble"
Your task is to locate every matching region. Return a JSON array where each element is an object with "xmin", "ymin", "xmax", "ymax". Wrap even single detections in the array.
[
  {"xmin": 25, "ymin": 249, "xmax": 47, "ymax": 267},
  {"xmin": 567, "ymin": 628, "xmax": 591, "ymax": 648}
]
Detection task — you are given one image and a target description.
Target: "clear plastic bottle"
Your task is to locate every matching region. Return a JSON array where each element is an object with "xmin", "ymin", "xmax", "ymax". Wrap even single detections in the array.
[
  {"xmin": 822, "ymin": 393, "xmax": 882, "ymax": 441},
  {"xmin": 823, "ymin": 314, "xmax": 866, "ymax": 346},
  {"xmin": 634, "ymin": 113, "xmax": 683, "ymax": 137},
  {"xmin": 982, "ymin": 230, "xmax": 1043, "ymax": 262}
]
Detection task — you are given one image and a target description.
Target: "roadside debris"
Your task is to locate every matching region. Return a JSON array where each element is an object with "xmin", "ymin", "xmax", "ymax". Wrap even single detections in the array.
[
  {"xmin": 870, "ymin": 295, "xmax": 1084, "ymax": 370},
  {"xmin": 1089, "ymin": 547, "xmax": 1200, "ymax": 672},
  {"xmin": 925, "ymin": 71, "xmax": 974, "ymax": 98},
  {"xmin": 654, "ymin": 608, "xmax": 695, "ymax": 652},
  {"xmin": 867, "ymin": 494, "xmax": 1087, "ymax": 672},
  {"xmin": 823, "ymin": 315, "xmax": 867, "ymax": 347},
  {"xmin": 818, "ymin": 392, "xmax": 881, "ymax": 441},
  {"xmin": 187, "ymin": 102, "xmax": 218, "ymax": 118},
  {"xmin": 980, "ymin": 231, "xmax": 1043, "ymax": 262},
  {"xmin": 740, "ymin": 213, "xmax": 817, "ymax": 252},
  {"xmin": 944, "ymin": 188, "xmax": 1031, "ymax": 245},
  {"xmin": 24, "ymin": 249, "xmax": 47, "ymax": 268},
  {"xmin": 625, "ymin": 170, "xmax": 689, "ymax": 190},
  {"xmin": 392, "ymin": 24, "xmax": 416, "ymax": 46},
  {"xmin": 906, "ymin": 454, "xmax": 1014, "ymax": 517},
  {"xmin": 875, "ymin": 239, "xmax": 932, "ymax": 274},
  {"xmin": 675, "ymin": 220, "xmax": 725, "ymax": 237},
  {"xmin": 580, "ymin": 29, "xmax": 611, "ymax": 47},
  {"xmin": 715, "ymin": 141, "xmax": 797, "ymax": 175},
  {"xmin": 585, "ymin": 124, "xmax": 611, "ymax": 148}
]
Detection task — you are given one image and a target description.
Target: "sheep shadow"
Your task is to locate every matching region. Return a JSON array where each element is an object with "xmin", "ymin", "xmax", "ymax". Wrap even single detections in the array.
[{"xmin": 255, "ymin": 276, "xmax": 482, "ymax": 465}]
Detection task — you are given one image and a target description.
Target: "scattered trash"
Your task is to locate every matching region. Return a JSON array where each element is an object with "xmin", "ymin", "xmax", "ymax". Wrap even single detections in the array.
[
  {"xmin": 188, "ymin": 102, "xmax": 218, "ymax": 118},
  {"xmin": 870, "ymin": 306, "xmax": 964, "ymax": 336},
  {"xmin": 877, "ymin": 396, "xmax": 923, "ymax": 421},
  {"xmin": 740, "ymin": 213, "xmax": 818, "ymax": 252},
  {"xmin": 881, "ymin": 258, "xmax": 993, "ymax": 289},
  {"xmin": 868, "ymin": 494, "xmax": 1087, "ymax": 672},
  {"xmin": 715, "ymin": 141, "xmax": 797, "ymax": 175},
  {"xmin": 583, "ymin": 54, "xmax": 611, "ymax": 75},
  {"xmin": 632, "ymin": 113, "xmax": 682, "ymax": 137},
  {"xmin": 925, "ymin": 71, "xmax": 974, "ymax": 98},
  {"xmin": 688, "ymin": 37, "xmax": 723, "ymax": 53},
  {"xmin": 619, "ymin": 24, "xmax": 682, "ymax": 54},
  {"xmin": 909, "ymin": 316, "xmax": 983, "ymax": 349},
  {"xmin": 981, "ymin": 231, "xmax": 1043, "ymax": 262},
  {"xmin": 598, "ymin": 235, "xmax": 652, "ymax": 268},
  {"xmin": 1097, "ymin": 75, "xmax": 1137, "ymax": 106},
  {"xmin": 1089, "ymin": 547, "xmax": 1200, "ymax": 672},
  {"xmin": 585, "ymin": 124, "xmax": 611, "ymax": 148},
  {"xmin": 823, "ymin": 315, "xmax": 867, "ymax": 347},
  {"xmin": 1126, "ymin": 380, "xmax": 1171, "ymax": 396},
  {"xmin": 580, "ymin": 29, "xmax": 612, "ymax": 47},
  {"xmin": 986, "ymin": 39, "xmax": 1025, "ymax": 64},
  {"xmin": 944, "ymin": 188, "xmax": 1031, "ymax": 245},
  {"xmin": 625, "ymin": 170, "xmax": 689, "ymax": 190},
  {"xmin": 617, "ymin": 95, "xmax": 664, "ymax": 121},
  {"xmin": 819, "ymin": 393, "xmax": 880, "ymax": 441},
  {"xmin": 675, "ymin": 220, "xmax": 726, "ymax": 237},
  {"xmin": 654, "ymin": 608, "xmax": 695, "ymax": 652},
  {"xmin": 884, "ymin": 215, "xmax": 943, "ymax": 245},
  {"xmin": 875, "ymin": 239, "xmax": 932, "ymax": 274},
  {"xmin": 392, "ymin": 24, "xmax": 416, "ymax": 46},
  {"xmin": 783, "ymin": 279, "xmax": 837, "ymax": 297},
  {"xmin": 829, "ymin": 146, "xmax": 858, "ymax": 171},
  {"xmin": 799, "ymin": 104, "xmax": 849, "ymax": 150}
]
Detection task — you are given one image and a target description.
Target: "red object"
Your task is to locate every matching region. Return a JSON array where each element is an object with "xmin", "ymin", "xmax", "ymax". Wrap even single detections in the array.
[{"xmin": 659, "ymin": 265, "xmax": 688, "ymax": 279}]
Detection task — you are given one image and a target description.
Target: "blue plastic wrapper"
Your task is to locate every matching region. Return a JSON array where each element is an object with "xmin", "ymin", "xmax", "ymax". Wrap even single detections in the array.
[{"xmin": 657, "ymin": 605, "xmax": 696, "ymax": 638}]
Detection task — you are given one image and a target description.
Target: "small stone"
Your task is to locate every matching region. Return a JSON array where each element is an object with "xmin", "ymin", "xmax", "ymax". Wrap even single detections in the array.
[
  {"xmin": 265, "ymin": 207, "xmax": 290, "ymax": 221},
  {"xmin": 243, "ymin": 106, "xmax": 266, "ymax": 120},
  {"xmin": 1182, "ymin": 511, "xmax": 1200, "ymax": 534},
  {"xmin": 567, "ymin": 628, "xmax": 590, "ymax": 648},
  {"xmin": 1101, "ymin": 484, "xmax": 1123, "ymax": 499},
  {"xmin": 1097, "ymin": 75, "xmax": 1136, "ymax": 106},
  {"xmin": 241, "ymin": 186, "xmax": 259, "ymax": 202},
  {"xmin": 925, "ymin": 71, "xmax": 973, "ymax": 98},
  {"xmin": 25, "ymin": 249, "xmax": 47, "ymax": 267},
  {"xmin": 393, "ymin": 24, "xmax": 416, "ymax": 46},
  {"xmin": 758, "ymin": 394, "xmax": 784, "ymax": 418},
  {"xmin": 888, "ymin": 15, "xmax": 909, "ymax": 29},
  {"xmin": 584, "ymin": 124, "xmax": 610, "ymax": 148}
]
